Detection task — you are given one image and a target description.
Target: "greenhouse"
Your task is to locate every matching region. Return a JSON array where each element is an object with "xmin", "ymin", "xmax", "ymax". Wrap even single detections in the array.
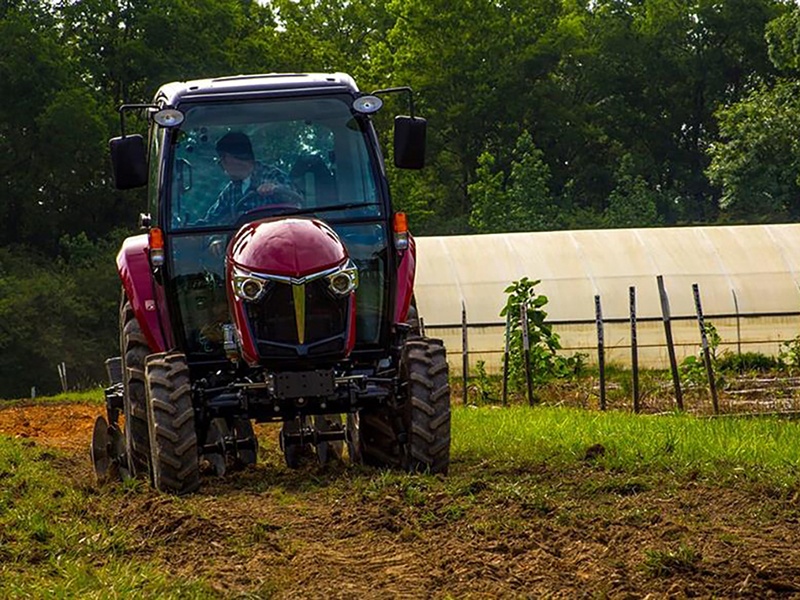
[{"xmin": 414, "ymin": 223, "xmax": 800, "ymax": 372}]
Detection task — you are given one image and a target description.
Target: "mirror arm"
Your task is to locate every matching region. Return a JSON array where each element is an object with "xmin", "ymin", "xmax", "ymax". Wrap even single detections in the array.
[
  {"xmin": 117, "ymin": 103, "xmax": 158, "ymax": 137},
  {"xmin": 370, "ymin": 87, "xmax": 416, "ymax": 118}
]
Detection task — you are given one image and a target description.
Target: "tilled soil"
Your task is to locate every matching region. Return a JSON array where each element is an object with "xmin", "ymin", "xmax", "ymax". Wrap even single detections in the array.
[{"xmin": 3, "ymin": 401, "xmax": 800, "ymax": 598}]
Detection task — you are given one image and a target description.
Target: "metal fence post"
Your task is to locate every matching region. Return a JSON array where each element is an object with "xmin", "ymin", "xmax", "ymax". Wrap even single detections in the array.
[
  {"xmin": 595, "ymin": 295, "xmax": 606, "ymax": 411},
  {"xmin": 629, "ymin": 286, "xmax": 640, "ymax": 413},
  {"xmin": 461, "ymin": 300, "xmax": 469, "ymax": 405},
  {"xmin": 693, "ymin": 283, "xmax": 719, "ymax": 414},
  {"xmin": 731, "ymin": 289, "xmax": 741, "ymax": 358},
  {"xmin": 520, "ymin": 301, "xmax": 533, "ymax": 406},
  {"xmin": 502, "ymin": 310, "xmax": 511, "ymax": 406},
  {"xmin": 657, "ymin": 275, "xmax": 684, "ymax": 411}
]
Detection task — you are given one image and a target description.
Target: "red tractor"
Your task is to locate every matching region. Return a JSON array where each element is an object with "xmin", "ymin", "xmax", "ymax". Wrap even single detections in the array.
[{"xmin": 91, "ymin": 73, "xmax": 451, "ymax": 494}]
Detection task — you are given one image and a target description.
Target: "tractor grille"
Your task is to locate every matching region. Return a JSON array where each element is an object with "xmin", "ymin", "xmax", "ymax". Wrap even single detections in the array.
[{"xmin": 245, "ymin": 278, "xmax": 348, "ymax": 361}]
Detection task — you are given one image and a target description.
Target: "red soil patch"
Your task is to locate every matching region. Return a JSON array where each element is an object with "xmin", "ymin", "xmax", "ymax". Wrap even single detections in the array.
[{"xmin": 0, "ymin": 402, "xmax": 102, "ymax": 452}]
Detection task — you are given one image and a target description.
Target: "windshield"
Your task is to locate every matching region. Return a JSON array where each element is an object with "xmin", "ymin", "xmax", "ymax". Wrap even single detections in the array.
[{"xmin": 167, "ymin": 96, "xmax": 382, "ymax": 230}]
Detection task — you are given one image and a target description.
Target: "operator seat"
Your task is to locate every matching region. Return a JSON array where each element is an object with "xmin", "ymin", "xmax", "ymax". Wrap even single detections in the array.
[{"xmin": 290, "ymin": 154, "xmax": 336, "ymax": 207}]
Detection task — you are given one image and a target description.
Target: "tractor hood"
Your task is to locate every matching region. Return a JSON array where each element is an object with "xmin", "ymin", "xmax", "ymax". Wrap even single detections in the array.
[
  {"xmin": 228, "ymin": 217, "xmax": 347, "ymax": 278},
  {"xmin": 225, "ymin": 217, "xmax": 357, "ymax": 367}
]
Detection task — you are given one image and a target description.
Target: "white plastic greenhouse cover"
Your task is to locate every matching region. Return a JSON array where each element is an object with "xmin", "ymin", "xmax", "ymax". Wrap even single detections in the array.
[{"xmin": 413, "ymin": 224, "xmax": 800, "ymax": 371}]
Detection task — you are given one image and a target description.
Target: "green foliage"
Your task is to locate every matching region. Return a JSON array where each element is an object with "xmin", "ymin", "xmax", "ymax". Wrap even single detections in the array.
[
  {"xmin": 1, "ymin": 0, "xmax": 799, "ymax": 395},
  {"xmin": 717, "ymin": 351, "xmax": 781, "ymax": 374},
  {"xmin": 680, "ymin": 325, "xmax": 786, "ymax": 389},
  {"xmin": 708, "ymin": 80, "xmax": 800, "ymax": 222},
  {"xmin": 642, "ymin": 544, "xmax": 701, "ymax": 578},
  {"xmin": 467, "ymin": 151, "xmax": 507, "ymax": 233},
  {"xmin": 468, "ymin": 131, "xmax": 559, "ymax": 233},
  {"xmin": 778, "ymin": 335, "xmax": 800, "ymax": 374},
  {"xmin": 0, "ymin": 437, "xmax": 215, "ymax": 597},
  {"xmin": 500, "ymin": 277, "xmax": 584, "ymax": 399},
  {"xmin": 453, "ymin": 404, "xmax": 800, "ymax": 485},
  {"xmin": 0, "ymin": 233, "xmax": 124, "ymax": 397},
  {"xmin": 680, "ymin": 322, "xmax": 722, "ymax": 388},
  {"xmin": 507, "ymin": 131, "xmax": 560, "ymax": 231},
  {"xmin": 501, "ymin": 278, "xmax": 560, "ymax": 396},
  {"xmin": 469, "ymin": 360, "xmax": 496, "ymax": 405},
  {"xmin": 604, "ymin": 154, "xmax": 662, "ymax": 228}
]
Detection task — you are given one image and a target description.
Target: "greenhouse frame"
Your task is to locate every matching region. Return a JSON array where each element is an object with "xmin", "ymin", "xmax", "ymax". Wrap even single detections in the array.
[{"xmin": 414, "ymin": 224, "xmax": 800, "ymax": 373}]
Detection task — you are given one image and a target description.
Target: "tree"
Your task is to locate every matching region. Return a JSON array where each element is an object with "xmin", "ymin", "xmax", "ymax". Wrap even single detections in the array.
[
  {"xmin": 0, "ymin": 2, "xmax": 72, "ymax": 248},
  {"xmin": 707, "ymin": 80, "xmax": 800, "ymax": 222},
  {"xmin": 507, "ymin": 131, "xmax": 560, "ymax": 231},
  {"xmin": 380, "ymin": 0, "xmax": 563, "ymax": 234},
  {"xmin": 468, "ymin": 151, "xmax": 507, "ymax": 233},
  {"xmin": 604, "ymin": 154, "xmax": 662, "ymax": 228},
  {"xmin": 469, "ymin": 131, "xmax": 557, "ymax": 233}
]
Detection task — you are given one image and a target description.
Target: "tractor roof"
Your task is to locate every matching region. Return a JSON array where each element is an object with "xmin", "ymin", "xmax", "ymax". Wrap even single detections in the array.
[{"xmin": 154, "ymin": 73, "xmax": 361, "ymax": 106}]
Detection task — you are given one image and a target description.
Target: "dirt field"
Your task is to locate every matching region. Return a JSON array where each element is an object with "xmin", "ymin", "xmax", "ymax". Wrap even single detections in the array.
[{"xmin": 3, "ymin": 401, "xmax": 800, "ymax": 598}]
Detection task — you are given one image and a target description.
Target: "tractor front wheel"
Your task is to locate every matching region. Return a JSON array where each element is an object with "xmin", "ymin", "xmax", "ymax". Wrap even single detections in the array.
[
  {"xmin": 399, "ymin": 337, "xmax": 451, "ymax": 474},
  {"xmin": 353, "ymin": 336, "xmax": 451, "ymax": 474},
  {"xmin": 145, "ymin": 351, "xmax": 200, "ymax": 495}
]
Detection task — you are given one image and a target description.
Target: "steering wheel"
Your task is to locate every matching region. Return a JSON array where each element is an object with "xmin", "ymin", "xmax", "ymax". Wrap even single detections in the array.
[{"xmin": 234, "ymin": 187, "xmax": 305, "ymax": 226}]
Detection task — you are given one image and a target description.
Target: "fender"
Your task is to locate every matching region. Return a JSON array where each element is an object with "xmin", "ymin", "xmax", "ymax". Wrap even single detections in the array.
[
  {"xmin": 117, "ymin": 235, "xmax": 167, "ymax": 353},
  {"xmin": 393, "ymin": 234, "xmax": 416, "ymax": 324}
]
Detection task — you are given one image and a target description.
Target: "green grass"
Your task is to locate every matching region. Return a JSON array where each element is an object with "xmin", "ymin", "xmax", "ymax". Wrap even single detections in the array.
[
  {"xmin": 0, "ymin": 436, "xmax": 216, "ymax": 598},
  {"xmin": 454, "ymin": 405, "xmax": 800, "ymax": 484},
  {"xmin": 642, "ymin": 543, "xmax": 702, "ymax": 577},
  {"xmin": 0, "ymin": 387, "xmax": 105, "ymax": 407}
]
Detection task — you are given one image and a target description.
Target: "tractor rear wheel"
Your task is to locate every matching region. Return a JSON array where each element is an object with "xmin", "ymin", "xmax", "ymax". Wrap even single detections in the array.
[
  {"xmin": 145, "ymin": 351, "xmax": 200, "ymax": 495},
  {"xmin": 120, "ymin": 294, "xmax": 151, "ymax": 478},
  {"xmin": 400, "ymin": 337, "xmax": 451, "ymax": 474}
]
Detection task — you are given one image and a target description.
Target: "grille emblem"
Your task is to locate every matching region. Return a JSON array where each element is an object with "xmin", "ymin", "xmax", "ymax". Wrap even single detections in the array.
[{"xmin": 292, "ymin": 283, "xmax": 306, "ymax": 344}]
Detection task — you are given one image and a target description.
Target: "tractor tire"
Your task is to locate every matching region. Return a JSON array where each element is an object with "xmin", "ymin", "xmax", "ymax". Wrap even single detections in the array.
[
  {"xmin": 400, "ymin": 336, "xmax": 451, "ymax": 474},
  {"xmin": 356, "ymin": 337, "xmax": 451, "ymax": 473},
  {"xmin": 119, "ymin": 294, "xmax": 152, "ymax": 478},
  {"xmin": 144, "ymin": 352, "xmax": 200, "ymax": 495},
  {"xmin": 357, "ymin": 407, "xmax": 402, "ymax": 468}
]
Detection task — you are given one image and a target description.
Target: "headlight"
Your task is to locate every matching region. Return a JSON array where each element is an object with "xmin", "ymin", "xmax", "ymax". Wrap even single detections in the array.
[
  {"xmin": 232, "ymin": 269, "xmax": 267, "ymax": 302},
  {"xmin": 326, "ymin": 262, "xmax": 358, "ymax": 296}
]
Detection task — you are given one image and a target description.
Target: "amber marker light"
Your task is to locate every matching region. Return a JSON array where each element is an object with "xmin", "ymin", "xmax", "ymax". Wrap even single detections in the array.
[
  {"xmin": 393, "ymin": 211, "xmax": 409, "ymax": 251},
  {"xmin": 148, "ymin": 227, "xmax": 165, "ymax": 267}
]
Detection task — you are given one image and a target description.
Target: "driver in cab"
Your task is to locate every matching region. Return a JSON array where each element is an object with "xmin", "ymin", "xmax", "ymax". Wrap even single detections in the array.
[{"xmin": 203, "ymin": 131, "xmax": 297, "ymax": 226}]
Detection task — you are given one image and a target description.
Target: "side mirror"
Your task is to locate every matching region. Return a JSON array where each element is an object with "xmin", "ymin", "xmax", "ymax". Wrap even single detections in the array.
[
  {"xmin": 394, "ymin": 116, "xmax": 426, "ymax": 170},
  {"xmin": 109, "ymin": 135, "xmax": 147, "ymax": 190}
]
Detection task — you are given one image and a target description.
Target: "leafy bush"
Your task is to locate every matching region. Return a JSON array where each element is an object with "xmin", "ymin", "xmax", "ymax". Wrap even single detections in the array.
[
  {"xmin": 717, "ymin": 351, "xmax": 780, "ymax": 374},
  {"xmin": 500, "ymin": 277, "xmax": 585, "ymax": 401},
  {"xmin": 779, "ymin": 335, "xmax": 800, "ymax": 374},
  {"xmin": 680, "ymin": 322, "xmax": 722, "ymax": 388},
  {"xmin": 469, "ymin": 360, "xmax": 497, "ymax": 404}
]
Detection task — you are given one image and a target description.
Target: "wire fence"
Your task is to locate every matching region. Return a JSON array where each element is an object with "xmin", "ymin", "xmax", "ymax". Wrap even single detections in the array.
[{"xmin": 423, "ymin": 277, "xmax": 800, "ymax": 416}]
